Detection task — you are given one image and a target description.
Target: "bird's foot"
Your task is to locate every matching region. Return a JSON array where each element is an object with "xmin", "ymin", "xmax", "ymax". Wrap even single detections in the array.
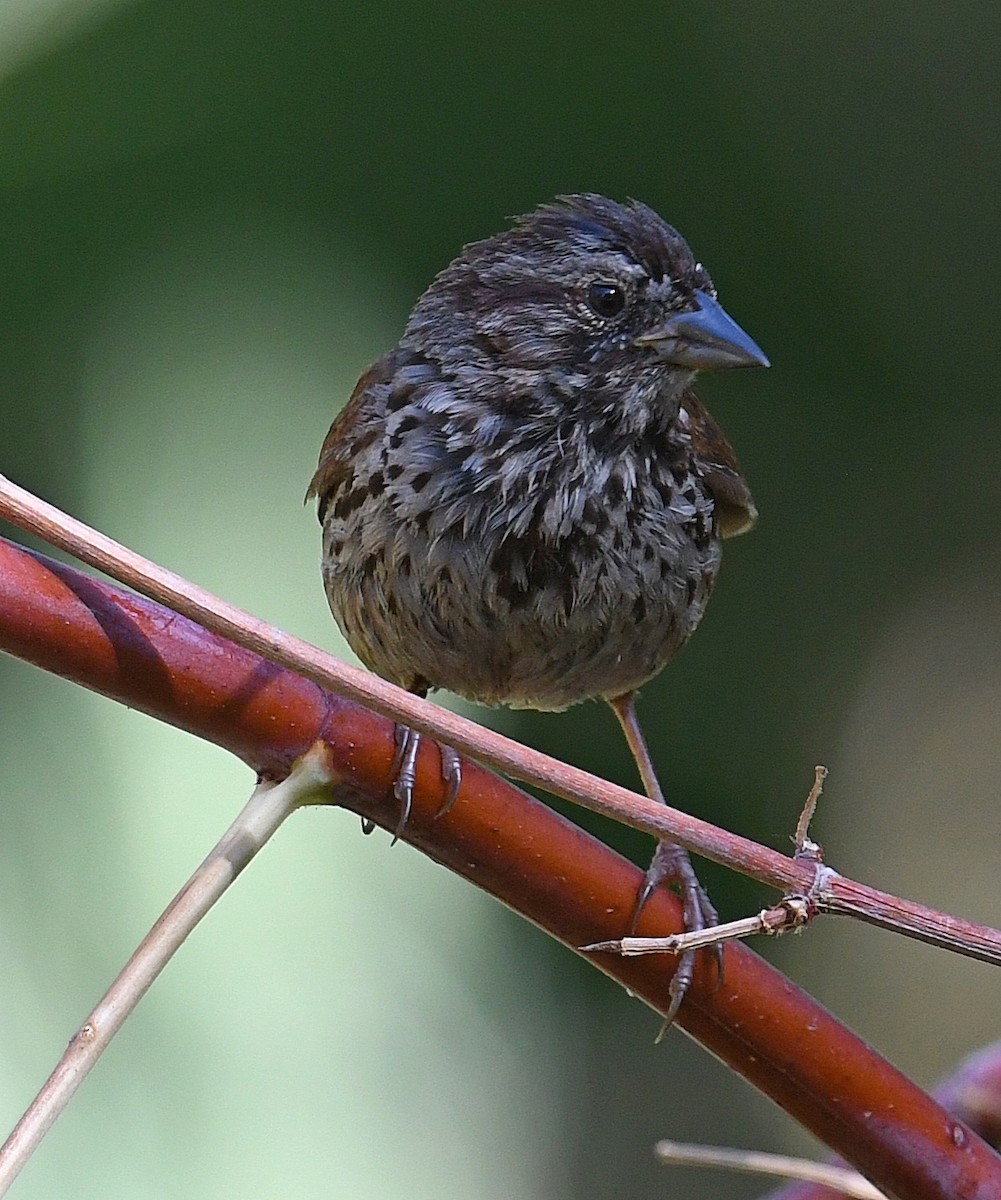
[
  {"xmin": 376, "ymin": 725, "xmax": 461, "ymax": 841},
  {"xmin": 632, "ymin": 841, "xmax": 721, "ymax": 1035}
]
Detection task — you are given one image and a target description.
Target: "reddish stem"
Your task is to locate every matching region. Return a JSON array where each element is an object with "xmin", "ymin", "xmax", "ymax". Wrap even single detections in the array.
[{"xmin": 0, "ymin": 534, "xmax": 998, "ymax": 1200}]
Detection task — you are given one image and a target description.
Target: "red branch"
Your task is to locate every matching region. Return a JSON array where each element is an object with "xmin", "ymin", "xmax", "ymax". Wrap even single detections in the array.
[
  {"xmin": 765, "ymin": 1041, "xmax": 1001, "ymax": 1197},
  {"xmin": 1, "ymin": 534, "xmax": 999, "ymax": 1200}
]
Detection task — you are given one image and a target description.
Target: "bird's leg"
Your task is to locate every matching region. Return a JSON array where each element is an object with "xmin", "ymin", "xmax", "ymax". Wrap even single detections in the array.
[
  {"xmin": 387, "ymin": 687, "xmax": 462, "ymax": 842},
  {"xmin": 608, "ymin": 691, "xmax": 720, "ymax": 1028}
]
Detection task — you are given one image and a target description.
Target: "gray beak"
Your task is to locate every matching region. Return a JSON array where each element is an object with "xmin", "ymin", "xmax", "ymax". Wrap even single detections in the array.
[{"xmin": 635, "ymin": 290, "xmax": 770, "ymax": 371}]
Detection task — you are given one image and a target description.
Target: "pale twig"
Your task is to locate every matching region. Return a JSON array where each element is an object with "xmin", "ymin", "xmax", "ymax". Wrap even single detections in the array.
[
  {"xmin": 584, "ymin": 897, "xmax": 813, "ymax": 956},
  {"xmin": 0, "ymin": 745, "xmax": 334, "ymax": 1196},
  {"xmin": 653, "ymin": 1140, "xmax": 884, "ymax": 1198},
  {"xmin": 794, "ymin": 764, "xmax": 829, "ymax": 859},
  {"xmin": 2, "ymin": 473, "xmax": 1001, "ymax": 968}
]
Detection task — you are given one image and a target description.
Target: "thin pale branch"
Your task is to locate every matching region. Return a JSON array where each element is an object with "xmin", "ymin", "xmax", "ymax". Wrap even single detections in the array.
[
  {"xmin": 584, "ymin": 895, "xmax": 813, "ymax": 956},
  {"xmin": 0, "ymin": 749, "xmax": 333, "ymax": 1196},
  {"xmin": 653, "ymin": 1141, "xmax": 884, "ymax": 1199}
]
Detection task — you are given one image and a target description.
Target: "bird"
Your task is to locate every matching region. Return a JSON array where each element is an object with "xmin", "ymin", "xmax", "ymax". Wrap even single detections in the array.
[{"xmin": 307, "ymin": 194, "xmax": 768, "ymax": 1021}]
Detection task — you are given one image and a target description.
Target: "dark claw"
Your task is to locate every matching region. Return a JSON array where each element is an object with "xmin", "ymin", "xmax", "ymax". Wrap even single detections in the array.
[
  {"xmin": 386, "ymin": 725, "xmax": 462, "ymax": 840},
  {"xmin": 658, "ymin": 956, "xmax": 692, "ymax": 1041},
  {"xmin": 391, "ymin": 724, "xmax": 421, "ymax": 842},
  {"xmin": 632, "ymin": 841, "xmax": 722, "ymax": 1038},
  {"xmin": 435, "ymin": 745, "xmax": 463, "ymax": 818}
]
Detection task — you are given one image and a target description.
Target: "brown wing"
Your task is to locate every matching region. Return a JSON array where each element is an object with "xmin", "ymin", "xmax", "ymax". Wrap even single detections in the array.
[
  {"xmin": 681, "ymin": 390, "xmax": 757, "ymax": 538},
  {"xmin": 305, "ymin": 356, "xmax": 395, "ymax": 521}
]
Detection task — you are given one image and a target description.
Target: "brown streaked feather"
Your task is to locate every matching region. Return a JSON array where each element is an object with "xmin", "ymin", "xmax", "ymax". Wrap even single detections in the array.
[
  {"xmin": 305, "ymin": 358, "xmax": 393, "ymax": 520},
  {"xmin": 681, "ymin": 391, "xmax": 757, "ymax": 538}
]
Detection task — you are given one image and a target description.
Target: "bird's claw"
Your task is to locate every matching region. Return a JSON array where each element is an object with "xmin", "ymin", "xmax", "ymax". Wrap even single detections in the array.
[
  {"xmin": 435, "ymin": 745, "xmax": 463, "ymax": 818},
  {"xmin": 633, "ymin": 841, "xmax": 721, "ymax": 1038},
  {"xmin": 384, "ymin": 725, "xmax": 461, "ymax": 841}
]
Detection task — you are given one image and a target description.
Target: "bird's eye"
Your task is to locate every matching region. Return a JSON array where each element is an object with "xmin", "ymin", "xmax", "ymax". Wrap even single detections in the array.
[{"xmin": 585, "ymin": 281, "xmax": 626, "ymax": 318}]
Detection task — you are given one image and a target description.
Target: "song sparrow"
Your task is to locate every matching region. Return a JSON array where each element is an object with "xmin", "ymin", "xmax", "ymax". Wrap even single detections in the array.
[{"xmin": 308, "ymin": 194, "xmax": 768, "ymax": 1020}]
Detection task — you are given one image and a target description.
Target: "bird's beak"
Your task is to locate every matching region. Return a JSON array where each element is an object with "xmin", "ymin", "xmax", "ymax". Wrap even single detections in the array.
[{"xmin": 635, "ymin": 290, "xmax": 770, "ymax": 371}]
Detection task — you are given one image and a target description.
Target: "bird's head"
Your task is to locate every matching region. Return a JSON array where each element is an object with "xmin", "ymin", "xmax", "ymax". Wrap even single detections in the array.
[{"xmin": 404, "ymin": 194, "xmax": 768, "ymax": 430}]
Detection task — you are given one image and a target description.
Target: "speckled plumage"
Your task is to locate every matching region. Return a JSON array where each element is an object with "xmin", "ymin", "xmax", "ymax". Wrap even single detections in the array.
[{"xmin": 309, "ymin": 195, "xmax": 759, "ymax": 711}]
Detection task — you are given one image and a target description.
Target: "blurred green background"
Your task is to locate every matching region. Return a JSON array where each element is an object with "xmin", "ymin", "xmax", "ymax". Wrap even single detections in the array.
[{"xmin": 1, "ymin": 2, "xmax": 1000, "ymax": 1196}]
